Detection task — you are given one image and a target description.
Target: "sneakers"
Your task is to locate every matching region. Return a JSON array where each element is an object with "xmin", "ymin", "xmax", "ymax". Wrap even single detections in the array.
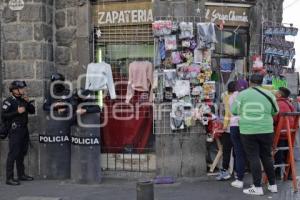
[
  {"xmin": 267, "ymin": 184, "xmax": 278, "ymax": 193},
  {"xmin": 243, "ymin": 185, "xmax": 264, "ymax": 195},
  {"xmin": 231, "ymin": 180, "xmax": 244, "ymax": 188},
  {"xmin": 216, "ymin": 169, "xmax": 231, "ymax": 181}
]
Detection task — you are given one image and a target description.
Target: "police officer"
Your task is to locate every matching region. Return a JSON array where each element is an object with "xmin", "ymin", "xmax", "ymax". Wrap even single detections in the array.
[
  {"xmin": 43, "ymin": 73, "xmax": 73, "ymax": 113},
  {"xmin": 2, "ymin": 81, "xmax": 35, "ymax": 185},
  {"xmin": 71, "ymin": 89, "xmax": 101, "ymax": 183},
  {"xmin": 42, "ymin": 73, "xmax": 74, "ymax": 179},
  {"xmin": 73, "ymin": 89, "xmax": 101, "ymax": 115}
]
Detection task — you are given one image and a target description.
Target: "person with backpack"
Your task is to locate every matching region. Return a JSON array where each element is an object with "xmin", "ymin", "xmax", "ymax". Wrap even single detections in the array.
[
  {"xmin": 231, "ymin": 73, "xmax": 279, "ymax": 195},
  {"xmin": 1, "ymin": 81, "xmax": 35, "ymax": 185}
]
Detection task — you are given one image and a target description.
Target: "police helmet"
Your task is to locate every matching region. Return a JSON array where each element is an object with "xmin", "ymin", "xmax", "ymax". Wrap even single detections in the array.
[
  {"xmin": 50, "ymin": 73, "xmax": 65, "ymax": 82},
  {"xmin": 9, "ymin": 80, "xmax": 27, "ymax": 92}
]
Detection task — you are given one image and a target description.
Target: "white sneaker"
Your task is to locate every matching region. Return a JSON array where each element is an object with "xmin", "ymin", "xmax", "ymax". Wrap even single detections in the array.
[
  {"xmin": 243, "ymin": 186, "xmax": 264, "ymax": 195},
  {"xmin": 231, "ymin": 180, "xmax": 244, "ymax": 188},
  {"xmin": 267, "ymin": 184, "xmax": 278, "ymax": 193}
]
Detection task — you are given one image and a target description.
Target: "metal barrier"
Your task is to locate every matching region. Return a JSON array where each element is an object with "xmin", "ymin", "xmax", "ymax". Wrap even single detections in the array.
[{"xmin": 101, "ymin": 147, "xmax": 156, "ymax": 173}]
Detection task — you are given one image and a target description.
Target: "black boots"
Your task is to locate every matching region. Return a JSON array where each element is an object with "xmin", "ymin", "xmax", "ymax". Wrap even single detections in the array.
[
  {"xmin": 6, "ymin": 175, "xmax": 34, "ymax": 185},
  {"xmin": 18, "ymin": 175, "xmax": 34, "ymax": 181},
  {"xmin": 6, "ymin": 179, "xmax": 20, "ymax": 186}
]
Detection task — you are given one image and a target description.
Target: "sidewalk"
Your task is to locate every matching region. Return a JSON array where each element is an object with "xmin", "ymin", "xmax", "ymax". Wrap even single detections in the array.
[{"xmin": 0, "ymin": 168, "xmax": 299, "ymax": 200}]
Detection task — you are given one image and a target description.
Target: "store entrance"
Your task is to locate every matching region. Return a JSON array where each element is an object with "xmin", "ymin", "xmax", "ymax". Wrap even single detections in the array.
[{"xmin": 92, "ymin": 1, "xmax": 155, "ymax": 173}]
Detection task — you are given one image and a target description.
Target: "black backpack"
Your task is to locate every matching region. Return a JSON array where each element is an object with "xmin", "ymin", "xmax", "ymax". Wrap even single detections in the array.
[{"xmin": 0, "ymin": 120, "xmax": 9, "ymax": 139}]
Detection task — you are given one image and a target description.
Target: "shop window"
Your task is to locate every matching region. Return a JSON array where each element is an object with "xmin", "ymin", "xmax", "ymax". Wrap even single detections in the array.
[
  {"xmin": 215, "ymin": 29, "xmax": 248, "ymax": 57},
  {"xmin": 93, "ymin": 0, "xmax": 154, "ymax": 155}
]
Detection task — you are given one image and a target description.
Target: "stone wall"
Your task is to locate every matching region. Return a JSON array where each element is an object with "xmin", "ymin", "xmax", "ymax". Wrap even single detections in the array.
[
  {"xmin": 0, "ymin": 0, "xmax": 54, "ymax": 178},
  {"xmin": 54, "ymin": 0, "xmax": 78, "ymax": 82},
  {"xmin": 0, "ymin": 0, "xmax": 92, "ymax": 179}
]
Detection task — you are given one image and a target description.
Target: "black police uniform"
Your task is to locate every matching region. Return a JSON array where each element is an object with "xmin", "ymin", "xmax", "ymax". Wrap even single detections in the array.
[
  {"xmin": 42, "ymin": 84, "xmax": 74, "ymax": 179},
  {"xmin": 2, "ymin": 95, "xmax": 35, "ymax": 182},
  {"xmin": 71, "ymin": 89, "xmax": 101, "ymax": 183}
]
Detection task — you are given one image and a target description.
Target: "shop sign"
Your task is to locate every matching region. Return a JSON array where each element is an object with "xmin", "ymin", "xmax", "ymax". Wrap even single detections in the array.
[
  {"xmin": 8, "ymin": 0, "xmax": 24, "ymax": 11},
  {"xmin": 93, "ymin": 2, "xmax": 153, "ymax": 26},
  {"xmin": 205, "ymin": 5, "xmax": 249, "ymax": 27}
]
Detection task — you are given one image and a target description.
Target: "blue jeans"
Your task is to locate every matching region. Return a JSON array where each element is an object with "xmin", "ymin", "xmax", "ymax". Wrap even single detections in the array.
[{"xmin": 230, "ymin": 126, "xmax": 246, "ymax": 181}]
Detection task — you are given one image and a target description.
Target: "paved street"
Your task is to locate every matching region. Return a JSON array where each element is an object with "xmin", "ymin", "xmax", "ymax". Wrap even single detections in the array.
[{"xmin": 0, "ymin": 171, "xmax": 299, "ymax": 200}]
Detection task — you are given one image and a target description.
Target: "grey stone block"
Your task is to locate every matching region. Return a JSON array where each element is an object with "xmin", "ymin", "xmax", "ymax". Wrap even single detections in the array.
[
  {"xmin": 48, "ymin": 0, "xmax": 54, "ymax": 5},
  {"xmin": 76, "ymin": 37, "xmax": 91, "ymax": 72},
  {"xmin": 56, "ymin": 28, "xmax": 76, "ymax": 46},
  {"xmin": 55, "ymin": 11, "xmax": 65, "ymax": 29},
  {"xmin": 22, "ymin": 42, "xmax": 46, "ymax": 60},
  {"xmin": 71, "ymin": 45, "xmax": 77, "ymax": 61},
  {"xmin": 3, "ymin": 24, "xmax": 33, "ymax": 41},
  {"xmin": 26, "ymin": 80, "xmax": 44, "ymax": 97},
  {"xmin": 77, "ymin": 2, "xmax": 91, "ymax": 37},
  {"xmin": 36, "ymin": 61, "xmax": 55, "ymax": 80},
  {"xmin": 55, "ymin": 46, "xmax": 71, "ymax": 65},
  {"xmin": 2, "ymin": 6, "xmax": 17, "ymax": 23},
  {"xmin": 34, "ymin": 24, "xmax": 53, "ymax": 42},
  {"xmin": 56, "ymin": 0, "xmax": 77, "ymax": 9},
  {"xmin": 67, "ymin": 8, "xmax": 77, "ymax": 26},
  {"xmin": 4, "ymin": 61, "xmax": 34, "ymax": 79},
  {"xmin": 171, "ymin": 1, "xmax": 186, "ymax": 17},
  {"xmin": 46, "ymin": 6, "xmax": 53, "ymax": 24},
  {"xmin": 46, "ymin": 43, "xmax": 54, "ymax": 61},
  {"xmin": 55, "ymin": 64, "xmax": 76, "ymax": 81},
  {"xmin": 20, "ymin": 4, "xmax": 46, "ymax": 22},
  {"xmin": 3, "ymin": 42, "xmax": 20, "ymax": 60}
]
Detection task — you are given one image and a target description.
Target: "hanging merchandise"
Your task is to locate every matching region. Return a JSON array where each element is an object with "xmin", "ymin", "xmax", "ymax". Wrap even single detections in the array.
[
  {"xmin": 272, "ymin": 76, "xmax": 287, "ymax": 90},
  {"xmin": 159, "ymin": 38, "xmax": 166, "ymax": 60},
  {"xmin": 163, "ymin": 87, "xmax": 173, "ymax": 102},
  {"xmin": 263, "ymin": 74, "xmax": 273, "ymax": 85},
  {"xmin": 152, "ymin": 20, "xmax": 172, "ymax": 36},
  {"xmin": 196, "ymin": 22, "xmax": 217, "ymax": 50},
  {"xmin": 165, "ymin": 35, "xmax": 177, "ymax": 50},
  {"xmin": 171, "ymin": 51, "xmax": 182, "ymax": 64},
  {"xmin": 179, "ymin": 22, "xmax": 194, "ymax": 39},
  {"xmin": 173, "ymin": 80, "xmax": 190, "ymax": 98},
  {"xmin": 189, "ymin": 39, "xmax": 197, "ymax": 50},
  {"xmin": 191, "ymin": 86, "xmax": 203, "ymax": 96},
  {"xmin": 152, "ymin": 18, "xmax": 217, "ymax": 133},
  {"xmin": 126, "ymin": 61, "xmax": 153, "ymax": 103},
  {"xmin": 163, "ymin": 69, "xmax": 176, "ymax": 87},
  {"xmin": 181, "ymin": 51, "xmax": 194, "ymax": 64},
  {"xmin": 262, "ymin": 23, "xmax": 298, "ymax": 69},
  {"xmin": 85, "ymin": 62, "xmax": 116, "ymax": 99},
  {"xmin": 182, "ymin": 40, "xmax": 191, "ymax": 48},
  {"xmin": 170, "ymin": 101, "xmax": 185, "ymax": 130},
  {"xmin": 220, "ymin": 58, "xmax": 235, "ymax": 73},
  {"xmin": 203, "ymin": 81, "xmax": 216, "ymax": 99}
]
